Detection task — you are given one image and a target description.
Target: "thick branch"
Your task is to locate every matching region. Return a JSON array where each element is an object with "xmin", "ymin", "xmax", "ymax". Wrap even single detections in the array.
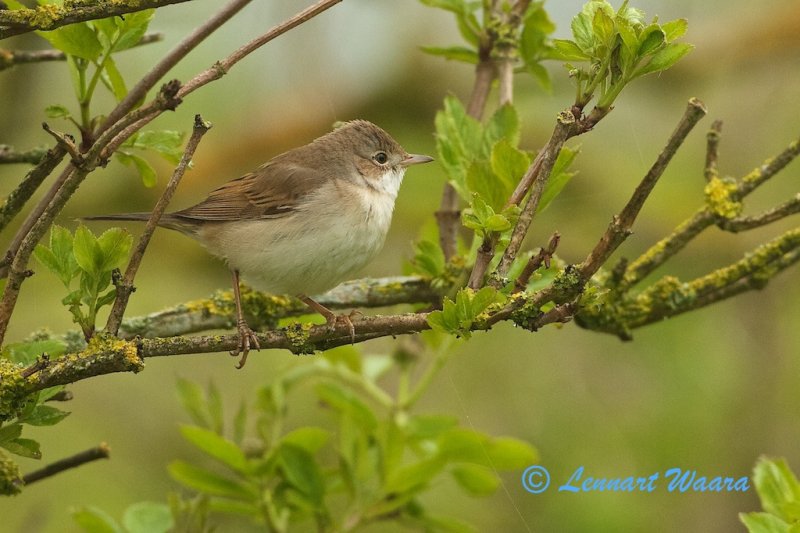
[
  {"xmin": 578, "ymin": 98, "xmax": 707, "ymax": 280},
  {"xmin": 119, "ymin": 276, "xmax": 438, "ymax": 339},
  {"xmin": 105, "ymin": 115, "xmax": 212, "ymax": 335},
  {"xmin": 22, "ymin": 443, "xmax": 109, "ymax": 486},
  {"xmin": 704, "ymin": 119, "xmax": 722, "ymax": 181},
  {"xmin": 0, "ymin": 0, "xmax": 190, "ymax": 39},
  {"xmin": 0, "ymin": 144, "xmax": 49, "ymax": 165}
]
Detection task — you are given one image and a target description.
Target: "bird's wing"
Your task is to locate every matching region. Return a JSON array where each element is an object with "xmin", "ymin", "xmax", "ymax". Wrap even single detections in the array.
[{"xmin": 174, "ymin": 159, "xmax": 326, "ymax": 221}]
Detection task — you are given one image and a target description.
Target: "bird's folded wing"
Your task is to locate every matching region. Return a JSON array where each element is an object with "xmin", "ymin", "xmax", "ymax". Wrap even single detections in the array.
[{"xmin": 174, "ymin": 160, "xmax": 327, "ymax": 221}]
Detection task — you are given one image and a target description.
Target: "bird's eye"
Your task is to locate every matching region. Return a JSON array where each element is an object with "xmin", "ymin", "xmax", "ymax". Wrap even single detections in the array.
[{"xmin": 373, "ymin": 151, "xmax": 388, "ymax": 165}]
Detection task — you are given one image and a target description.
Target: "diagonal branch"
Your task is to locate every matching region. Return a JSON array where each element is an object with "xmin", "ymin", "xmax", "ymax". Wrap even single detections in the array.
[
  {"xmin": 105, "ymin": 115, "xmax": 212, "ymax": 335},
  {"xmin": 22, "ymin": 443, "xmax": 110, "ymax": 486},
  {"xmin": 0, "ymin": 144, "xmax": 50, "ymax": 165},
  {"xmin": 0, "ymin": 145, "xmax": 66, "ymax": 234}
]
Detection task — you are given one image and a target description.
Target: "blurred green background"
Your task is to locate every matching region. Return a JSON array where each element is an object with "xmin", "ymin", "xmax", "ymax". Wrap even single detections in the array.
[{"xmin": 1, "ymin": 0, "xmax": 799, "ymax": 531}]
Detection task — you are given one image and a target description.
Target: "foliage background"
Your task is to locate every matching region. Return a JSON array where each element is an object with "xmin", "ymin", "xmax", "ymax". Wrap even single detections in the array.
[{"xmin": 1, "ymin": 0, "xmax": 798, "ymax": 530}]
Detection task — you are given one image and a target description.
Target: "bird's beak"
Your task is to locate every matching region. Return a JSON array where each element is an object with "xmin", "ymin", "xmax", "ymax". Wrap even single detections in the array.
[{"xmin": 402, "ymin": 153, "xmax": 434, "ymax": 166}]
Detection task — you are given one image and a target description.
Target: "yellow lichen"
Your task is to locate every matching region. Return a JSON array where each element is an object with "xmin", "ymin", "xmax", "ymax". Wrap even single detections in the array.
[{"xmin": 704, "ymin": 176, "xmax": 742, "ymax": 219}]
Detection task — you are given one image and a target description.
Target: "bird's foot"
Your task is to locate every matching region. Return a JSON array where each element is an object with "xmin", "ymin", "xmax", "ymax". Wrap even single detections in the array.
[
  {"xmin": 230, "ymin": 319, "xmax": 260, "ymax": 369},
  {"xmin": 323, "ymin": 310, "xmax": 360, "ymax": 344}
]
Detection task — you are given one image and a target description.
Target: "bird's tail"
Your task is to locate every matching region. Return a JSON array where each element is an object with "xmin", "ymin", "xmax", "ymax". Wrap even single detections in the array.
[{"xmin": 83, "ymin": 213, "xmax": 197, "ymax": 235}]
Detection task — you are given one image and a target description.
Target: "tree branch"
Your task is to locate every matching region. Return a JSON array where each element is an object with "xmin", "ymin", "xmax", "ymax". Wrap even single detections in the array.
[
  {"xmin": 704, "ymin": 119, "xmax": 722, "ymax": 181},
  {"xmin": 0, "ymin": 0, "xmax": 190, "ymax": 39},
  {"xmin": 578, "ymin": 98, "xmax": 707, "ymax": 280},
  {"xmin": 0, "ymin": 145, "xmax": 66, "ymax": 234},
  {"xmin": 0, "ymin": 144, "xmax": 49, "ymax": 165},
  {"xmin": 0, "ymin": 33, "xmax": 163, "ymax": 72},
  {"xmin": 22, "ymin": 443, "xmax": 109, "ymax": 486},
  {"xmin": 105, "ymin": 115, "xmax": 212, "ymax": 336}
]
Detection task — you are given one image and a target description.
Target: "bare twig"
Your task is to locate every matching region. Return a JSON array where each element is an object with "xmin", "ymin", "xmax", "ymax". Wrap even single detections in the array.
[
  {"xmin": 719, "ymin": 194, "xmax": 800, "ymax": 233},
  {"xmin": 0, "ymin": 0, "xmax": 190, "ymax": 39},
  {"xmin": 97, "ymin": 0, "xmax": 252, "ymax": 138},
  {"xmin": 22, "ymin": 443, "xmax": 110, "ymax": 486},
  {"xmin": 41, "ymin": 123, "xmax": 82, "ymax": 165},
  {"xmin": 704, "ymin": 119, "xmax": 722, "ymax": 181},
  {"xmin": 0, "ymin": 33, "xmax": 163, "ymax": 72},
  {"xmin": 0, "ymin": 145, "xmax": 66, "ymax": 234},
  {"xmin": 0, "ymin": 144, "xmax": 49, "ymax": 165},
  {"xmin": 489, "ymin": 110, "xmax": 576, "ymax": 283},
  {"xmin": 578, "ymin": 98, "xmax": 707, "ymax": 280},
  {"xmin": 105, "ymin": 115, "xmax": 212, "ymax": 335}
]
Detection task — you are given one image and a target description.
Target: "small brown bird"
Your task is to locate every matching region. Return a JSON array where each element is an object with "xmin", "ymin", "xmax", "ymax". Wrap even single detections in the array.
[{"xmin": 89, "ymin": 120, "xmax": 433, "ymax": 367}]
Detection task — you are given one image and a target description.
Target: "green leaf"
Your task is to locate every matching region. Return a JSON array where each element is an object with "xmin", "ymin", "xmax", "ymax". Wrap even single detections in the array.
[
  {"xmin": 315, "ymin": 382, "xmax": 377, "ymax": 431},
  {"xmin": 420, "ymin": 46, "xmax": 478, "ymax": 64},
  {"xmin": 546, "ymin": 39, "xmax": 590, "ymax": 61},
  {"xmin": 73, "ymin": 225, "xmax": 102, "ymax": 278},
  {"xmin": 22, "ymin": 405, "xmax": 70, "ymax": 426},
  {"xmin": 438, "ymin": 428, "xmax": 488, "ymax": 464},
  {"xmin": 233, "ymin": 400, "xmax": 247, "ymax": 445},
  {"xmin": 384, "ymin": 456, "xmax": 446, "ymax": 494},
  {"xmin": 38, "ymin": 23, "xmax": 103, "ymax": 60},
  {"xmin": 2, "ymin": 437, "xmax": 42, "ymax": 459},
  {"xmin": 570, "ymin": 11, "xmax": 594, "ymax": 52},
  {"xmin": 0, "ymin": 423, "xmax": 22, "ymax": 443},
  {"xmin": 435, "ymin": 95, "xmax": 483, "ymax": 199},
  {"xmin": 486, "ymin": 437, "xmax": 538, "ymax": 469},
  {"xmin": 205, "ymin": 382, "xmax": 224, "ymax": 435},
  {"xmin": 278, "ymin": 443, "xmax": 325, "ymax": 504},
  {"xmin": 634, "ymin": 42, "xmax": 693, "ymax": 77},
  {"xmin": 490, "ymin": 139, "xmax": 530, "ymax": 208},
  {"xmin": 132, "ymin": 130, "xmax": 186, "ymax": 164},
  {"xmin": 591, "ymin": 8, "xmax": 615, "ymax": 48},
  {"xmin": 44, "ymin": 104, "xmax": 72, "ymax": 119},
  {"xmin": 282, "ymin": 427, "xmax": 331, "ymax": 454},
  {"xmin": 168, "ymin": 461, "xmax": 256, "ymax": 500},
  {"xmin": 97, "ymin": 227, "xmax": 133, "ymax": 272},
  {"xmin": 122, "ymin": 502, "xmax": 173, "ymax": 533},
  {"xmin": 176, "ymin": 378, "xmax": 211, "ymax": 429},
  {"xmin": 753, "ymin": 457, "xmax": 800, "ymax": 522},
  {"xmin": 116, "ymin": 152, "xmax": 158, "ymax": 188},
  {"xmin": 112, "ymin": 10, "xmax": 155, "ymax": 51},
  {"xmin": 35, "ymin": 225, "xmax": 78, "ymax": 287},
  {"xmin": 484, "ymin": 214, "xmax": 511, "ymax": 233},
  {"xmin": 72, "ymin": 506, "xmax": 123, "ymax": 533},
  {"xmin": 465, "ymin": 160, "xmax": 504, "ymax": 213},
  {"xmin": 102, "ymin": 56, "xmax": 127, "ymax": 101},
  {"xmin": 484, "ymin": 103, "xmax": 520, "ymax": 149},
  {"xmin": 739, "ymin": 512, "xmax": 791, "ymax": 533},
  {"xmin": 451, "ymin": 464, "xmax": 500, "ymax": 495},
  {"xmin": 407, "ymin": 414, "xmax": 459, "ymax": 441},
  {"xmin": 180, "ymin": 425, "xmax": 248, "ymax": 473},
  {"xmin": 661, "ymin": 18, "xmax": 688, "ymax": 42},
  {"xmin": 637, "ymin": 25, "xmax": 665, "ymax": 56},
  {"xmin": 525, "ymin": 61, "xmax": 552, "ymax": 93},
  {"xmin": 471, "ymin": 286, "xmax": 501, "ymax": 316}
]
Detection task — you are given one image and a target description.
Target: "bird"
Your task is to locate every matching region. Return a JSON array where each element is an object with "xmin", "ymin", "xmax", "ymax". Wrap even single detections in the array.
[{"xmin": 87, "ymin": 120, "xmax": 433, "ymax": 368}]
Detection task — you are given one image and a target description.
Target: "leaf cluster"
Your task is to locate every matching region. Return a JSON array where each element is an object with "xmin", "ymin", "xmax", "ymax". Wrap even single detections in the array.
[
  {"xmin": 548, "ymin": 0, "xmax": 693, "ymax": 109},
  {"xmin": 34, "ymin": 225, "xmax": 133, "ymax": 340},
  {"xmin": 740, "ymin": 457, "xmax": 800, "ymax": 533}
]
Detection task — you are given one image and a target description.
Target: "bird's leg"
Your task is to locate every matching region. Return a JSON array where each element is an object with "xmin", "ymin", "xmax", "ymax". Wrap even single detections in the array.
[
  {"xmin": 298, "ymin": 294, "xmax": 356, "ymax": 343},
  {"xmin": 229, "ymin": 269, "xmax": 259, "ymax": 368}
]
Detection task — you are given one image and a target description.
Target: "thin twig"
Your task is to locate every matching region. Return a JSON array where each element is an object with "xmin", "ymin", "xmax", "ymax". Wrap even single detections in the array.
[
  {"xmin": 0, "ymin": 33, "xmax": 163, "ymax": 72},
  {"xmin": 704, "ymin": 119, "xmax": 722, "ymax": 181},
  {"xmin": 96, "ymin": 0, "xmax": 252, "ymax": 139},
  {"xmin": 105, "ymin": 115, "xmax": 212, "ymax": 335},
  {"xmin": 578, "ymin": 98, "xmax": 707, "ymax": 280},
  {"xmin": 719, "ymin": 194, "xmax": 800, "ymax": 233},
  {"xmin": 0, "ymin": 0, "xmax": 190, "ymax": 39},
  {"xmin": 0, "ymin": 145, "xmax": 66, "ymax": 234},
  {"xmin": 490, "ymin": 110, "xmax": 576, "ymax": 282},
  {"xmin": 41, "ymin": 122, "xmax": 83, "ymax": 165},
  {"xmin": 513, "ymin": 231, "xmax": 560, "ymax": 293},
  {"xmin": 22, "ymin": 443, "xmax": 110, "ymax": 486}
]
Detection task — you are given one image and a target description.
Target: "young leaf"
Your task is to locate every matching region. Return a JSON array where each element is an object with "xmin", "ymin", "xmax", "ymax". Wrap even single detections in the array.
[
  {"xmin": 132, "ymin": 130, "xmax": 186, "ymax": 164},
  {"xmin": 412, "ymin": 239, "xmax": 446, "ymax": 278},
  {"xmin": 637, "ymin": 25, "xmax": 665, "ymax": 56},
  {"xmin": 0, "ymin": 423, "xmax": 22, "ymax": 443},
  {"xmin": 484, "ymin": 104, "xmax": 520, "ymax": 149},
  {"xmin": 739, "ymin": 512, "xmax": 791, "ymax": 533},
  {"xmin": 538, "ymin": 145, "xmax": 578, "ymax": 213},
  {"xmin": 233, "ymin": 400, "xmax": 247, "ymax": 445},
  {"xmin": 752, "ymin": 456, "xmax": 800, "ymax": 522},
  {"xmin": 206, "ymin": 382, "xmax": 224, "ymax": 435},
  {"xmin": 490, "ymin": 139, "xmax": 530, "ymax": 207},
  {"xmin": 634, "ymin": 42, "xmax": 693, "ymax": 78},
  {"xmin": 451, "ymin": 464, "xmax": 500, "ymax": 496},
  {"xmin": 122, "ymin": 502, "xmax": 174, "ymax": 533},
  {"xmin": 168, "ymin": 461, "xmax": 256, "ymax": 500},
  {"xmin": 384, "ymin": 456, "xmax": 446, "ymax": 494},
  {"xmin": 72, "ymin": 506, "xmax": 124, "ymax": 533},
  {"xmin": 570, "ymin": 10, "xmax": 594, "ymax": 53},
  {"xmin": 278, "ymin": 443, "xmax": 326, "ymax": 505},
  {"xmin": 179, "ymin": 425, "xmax": 248, "ymax": 473},
  {"xmin": 281, "ymin": 427, "xmax": 331, "ymax": 454},
  {"xmin": 486, "ymin": 436, "xmax": 538, "ymax": 469},
  {"xmin": 102, "ymin": 57, "xmax": 128, "ymax": 101},
  {"xmin": 22, "ymin": 405, "xmax": 70, "ymax": 426},
  {"xmin": 73, "ymin": 225, "xmax": 102, "ymax": 278},
  {"xmin": 176, "ymin": 379, "xmax": 212, "ymax": 429},
  {"xmin": 546, "ymin": 39, "xmax": 590, "ymax": 61},
  {"xmin": 38, "ymin": 23, "xmax": 103, "ymax": 60},
  {"xmin": 420, "ymin": 46, "xmax": 478, "ymax": 64},
  {"xmin": 44, "ymin": 104, "xmax": 72, "ymax": 119},
  {"xmin": 2, "ymin": 437, "xmax": 42, "ymax": 459},
  {"xmin": 97, "ymin": 227, "xmax": 133, "ymax": 272},
  {"xmin": 116, "ymin": 152, "xmax": 158, "ymax": 188},
  {"xmin": 314, "ymin": 382, "xmax": 377, "ymax": 431},
  {"xmin": 661, "ymin": 18, "xmax": 688, "ymax": 42}
]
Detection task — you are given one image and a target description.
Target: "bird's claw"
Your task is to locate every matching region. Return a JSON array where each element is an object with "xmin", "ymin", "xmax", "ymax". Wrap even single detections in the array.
[
  {"xmin": 324, "ymin": 312, "xmax": 357, "ymax": 344},
  {"xmin": 230, "ymin": 320, "xmax": 260, "ymax": 369}
]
